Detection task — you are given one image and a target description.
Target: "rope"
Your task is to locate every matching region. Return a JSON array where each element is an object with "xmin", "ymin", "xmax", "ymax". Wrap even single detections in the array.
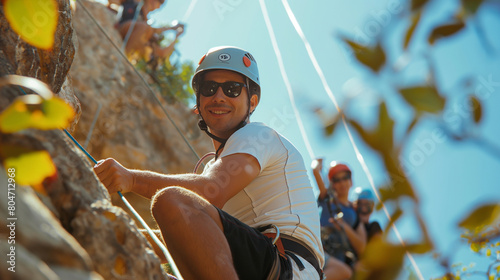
[
  {"xmin": 258, "ymin": 0, "xmax": 316, "ymax": 161},
  {"xmin": 181, "ymin": 0, "xmax": 197, "ymax": 22},
  {"xmin": 63, "ymin": 128, "xmax": 184, "ymax": 280},
  {"xmin": 108, "ymin": 0, "xmax": 143, "ymax": 80},
  {"xmin": 83, "ymin": 102, "xmax": 102, "ymax": 149},
  {"xmin": 120, "ymin": 0, "xmax": 144, "ymax": 51},
  {"xmin": 75, "ymin": 0, "xmax": 201, "ymax": 162},
  {"xmin": 280, "ymin": 1, "xmax": 424, "ymax": 278},
  {"xmin": 193, "ymin": 152, "xmax": 215, "ymax": 173}
]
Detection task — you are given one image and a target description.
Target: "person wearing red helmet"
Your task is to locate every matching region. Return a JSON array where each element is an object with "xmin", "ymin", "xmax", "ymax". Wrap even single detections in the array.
[
  {"xmin": 95, "ymin": 46, "xmax": 324, "ymax": 279},
  {"xmin": 311, "ymin": 159, "xmax": 367, "ymax": 280}
]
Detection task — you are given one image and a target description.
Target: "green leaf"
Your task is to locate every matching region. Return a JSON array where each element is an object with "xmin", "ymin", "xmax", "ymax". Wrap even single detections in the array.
[
  {"xmin": 429, "ymin": 22, "xmax": 466, "ymax": 45},
  {"xmin": 469, "ymin": 96, "xmax": 482, "ymax": 123},
  {"xmin": 399, "ymin": 86, "xmax": 446, "ymax": 114},
  {"xmin": 342, "ymin": 38, "xmax": 386, "ymax": 73},
  {"xmin": 348, "ymin": 119, "xmax": 378, "ymax": 152},
  {"xmin": 0, "ymin": 95, "xmax": 75, "ymax": 133},
  {"xmin": 404, "ymin": 12, "xmax": 422, "ymax": 50},
  {"xmin": 458, "ymin": 203, "xmax": 500, "ymax": 231},
  {"xmin": 376, "ymin": 102, "xmax": 395, "ymax": 153},
  {"xmin": 1, "ymin": 145, "xmax": 56, "ymax": 188},
  {"xmin": 3, "ymin": 0, "xmax": 59, "ymax": 50}
]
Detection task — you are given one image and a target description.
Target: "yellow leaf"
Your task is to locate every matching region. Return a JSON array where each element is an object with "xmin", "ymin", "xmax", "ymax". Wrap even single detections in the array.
[
  {"xmin": 469, "ymin": 96, "xmax": 482, "ymax": 123},
  {"xmin": 357, "ymin": 238, "xmax": 405, "ymax": 280},
  {"xmin": 3, "ymin": 0, "xmax": 58, "ymax": 50},
  {"xmin": 3, "ymin": 150, "xmax": 56, "ymax": 187},
  {"xmin": 486, "ymin": 248, "xmax": 491, "ymax": 256},
  {"xmin": 458, "ymin": 203, "xmax": 500, "ymax": 231},
  {"xmin": 0, "ymin": 95, "xmax": 75, "ymax": 133},
  {"xmin": 470, "ymin": 242, "xmax": 481, "ymax": 252}
]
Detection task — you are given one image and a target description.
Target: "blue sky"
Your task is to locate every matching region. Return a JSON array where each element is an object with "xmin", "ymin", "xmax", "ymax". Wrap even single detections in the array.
[{"xmin": 102, "ymin": 0, "xmax": 500, "ymax": 278}]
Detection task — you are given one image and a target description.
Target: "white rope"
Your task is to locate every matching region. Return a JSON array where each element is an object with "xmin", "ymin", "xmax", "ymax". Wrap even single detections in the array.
[
  {"xmin": 258, "ymin": 0, "xmax": 316, "ymax": 160},
  {"xmin": 181, "ymin": 0, "xmax": 197, "ymax": 22},
  {"xmin": 117, "ymin": 192, "xmax": 183, "ymax": 279},
  {"xmin": 280, "ymin": 1, "xmax": 425, "ymax": 279}
]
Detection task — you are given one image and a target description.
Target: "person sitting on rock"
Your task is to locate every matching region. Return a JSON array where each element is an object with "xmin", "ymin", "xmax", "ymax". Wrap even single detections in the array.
[
  {"xmin": 94, "ymin": 46, "xmax": 325, "ymax": 279},
  {"xmin": 110, "ymin": 0, "xmax": 185, "ymax": 63}
]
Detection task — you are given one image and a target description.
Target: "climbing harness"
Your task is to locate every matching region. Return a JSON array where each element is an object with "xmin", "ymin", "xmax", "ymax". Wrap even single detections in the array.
[
  {"xmin": 259, "ymin": 224, "xmax": 324, "ymax": 279},
  {"xmin": 322, "ymin": 191, "xmax": 357, "ymax": 268}
]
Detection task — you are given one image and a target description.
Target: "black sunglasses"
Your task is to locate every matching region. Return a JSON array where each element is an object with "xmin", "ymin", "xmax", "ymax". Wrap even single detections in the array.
[
  {"xmin": 199, "ymin": 81, "xmax": 247, "ymax": 98},
  {"xmin": 331, "ymin": 174, "xmax": 351, "ymax": 184}
]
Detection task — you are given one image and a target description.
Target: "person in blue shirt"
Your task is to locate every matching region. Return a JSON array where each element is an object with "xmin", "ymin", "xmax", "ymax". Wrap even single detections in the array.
[{"xmin": 312, "ymin": 159, "xmax": 367, "ymax": 280}]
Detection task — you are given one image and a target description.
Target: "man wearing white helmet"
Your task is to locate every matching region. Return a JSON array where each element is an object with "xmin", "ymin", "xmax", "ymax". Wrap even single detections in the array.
[{"xmin": 95, "ymin": 46, "xmax": 324, "ymax": 279}]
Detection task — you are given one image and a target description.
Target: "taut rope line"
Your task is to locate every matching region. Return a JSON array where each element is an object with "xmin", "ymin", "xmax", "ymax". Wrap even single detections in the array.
[
  {"xmin": 280, "ymin": 1, "xmax": 425, "ymax": 278},
  {"xmin": 75, "ymin": 0, "xmax": 201, "ymax": 162},
  {"xmin": 258, "ymin": 0, "xmax": 316, "ymax": 161},
  {"xmin": 63, "ymin": 129, "xmax": 184, "ymax": 280}
]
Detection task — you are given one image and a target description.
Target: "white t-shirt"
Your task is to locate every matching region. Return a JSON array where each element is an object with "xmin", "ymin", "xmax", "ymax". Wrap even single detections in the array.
[{"xmin": 205, "ymin": 122, "xmax": 325, "ymax": 268}]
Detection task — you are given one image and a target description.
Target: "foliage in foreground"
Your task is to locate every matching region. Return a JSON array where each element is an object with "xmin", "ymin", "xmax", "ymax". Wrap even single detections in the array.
[{"xmin": 317, "ymin": 0, "xmax": 500, "ymax": 279}]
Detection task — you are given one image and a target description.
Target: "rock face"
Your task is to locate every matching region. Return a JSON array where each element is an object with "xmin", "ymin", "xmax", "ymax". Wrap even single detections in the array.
[
  {"xmin": 0, "ymin": 0, "xmax": 211, "ymax": 279},
  {"xmin": 69, "ymin": 0, "xmax": 212, "ymax": 227}
]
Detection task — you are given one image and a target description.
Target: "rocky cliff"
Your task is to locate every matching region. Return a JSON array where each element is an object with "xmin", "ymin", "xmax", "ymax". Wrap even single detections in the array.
[{"xmin": 0, "ymin": 0, "xmax": 211, "ymax": 279}]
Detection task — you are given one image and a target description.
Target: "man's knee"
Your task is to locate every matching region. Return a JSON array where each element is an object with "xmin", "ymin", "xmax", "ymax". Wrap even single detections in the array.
[{"xmin": 151, "ymin": 187, "xmax": 207, "ymax": 225}]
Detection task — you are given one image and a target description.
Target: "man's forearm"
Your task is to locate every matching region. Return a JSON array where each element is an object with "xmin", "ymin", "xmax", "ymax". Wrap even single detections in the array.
[{"xmin": 131, "ymin": 170, "xmax": 214, "ymax": 201}]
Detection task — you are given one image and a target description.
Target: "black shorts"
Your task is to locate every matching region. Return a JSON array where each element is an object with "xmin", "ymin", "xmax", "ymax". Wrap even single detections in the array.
[{"xmin": 216, "ymin": 208, "xmax": 292, "ymax": 280}]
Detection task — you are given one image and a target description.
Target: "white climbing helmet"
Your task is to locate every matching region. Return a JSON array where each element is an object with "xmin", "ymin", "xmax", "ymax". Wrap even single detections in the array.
[{"xmin": 192, "ymin": 46, "xmax": 261, "ymax": 101}]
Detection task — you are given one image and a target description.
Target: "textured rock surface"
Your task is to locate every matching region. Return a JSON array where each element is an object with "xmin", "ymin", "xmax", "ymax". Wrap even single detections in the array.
[
  {"xmin": 69, "ymin": 0, "xmax": 211, "ymax": 227},
  {"xmin": 0, "ymin": 171, "xmax": 103, "ymax": 280},
  {"xmin": 1, "ymin": 0, "xmax": 211, "ymax": 279}
]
